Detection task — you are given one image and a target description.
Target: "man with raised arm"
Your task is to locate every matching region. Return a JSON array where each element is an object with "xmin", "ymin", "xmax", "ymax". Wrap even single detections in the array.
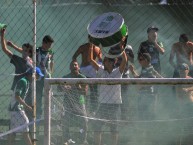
[
  {"xmin": 89, "ymin": 37, "xmax": 127, "ymax": 145},
  {"xmin": 1, "ymin": 29, "xmax": 33, "ymax": 91}
]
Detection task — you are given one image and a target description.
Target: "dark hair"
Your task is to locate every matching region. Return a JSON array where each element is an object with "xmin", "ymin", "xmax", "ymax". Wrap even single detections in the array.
[
  {"xmin": 22, "ymin": 43, "xmax": 33, "ymax": 49},
  {"xmin": 22, "ymin": 43, "xmax": 33, "ymax": 57},
  {"xmin": 179, "ymin": 34, "xmax": 189, "ymax": 43},
  {"xmin": 43, "ymin": 35, "xmax": 54, "ymax": 43},
  {"xmin": 103, "ymin": 57, "xmax": 116, "ymax": 65},
  {"xmin": 138, "ymin": 53, "xmax": 151, "ymax": 63}
]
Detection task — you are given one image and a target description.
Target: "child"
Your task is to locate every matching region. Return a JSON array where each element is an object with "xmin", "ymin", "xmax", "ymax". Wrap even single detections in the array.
[{"xmin": 130, "ymin": 53, "xmax": 162, "ymax": 119}]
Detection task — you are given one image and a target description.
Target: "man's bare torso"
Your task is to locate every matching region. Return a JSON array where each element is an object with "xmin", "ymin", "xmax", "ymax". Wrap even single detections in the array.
[
  {"xmin": 173, "ymin": 42, "xmax": 193, "ymax": 65},
  {"xmin": 79, "ymin": 43, "xmax": 102, "ymax": 67}
]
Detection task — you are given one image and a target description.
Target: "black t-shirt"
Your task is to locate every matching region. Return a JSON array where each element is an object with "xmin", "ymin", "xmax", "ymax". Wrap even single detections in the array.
[
  {"xmin": 138, "ymin": 40, "xmax": 163, "ymax": 73},
  {"xmin": 10, "ymin": 55, "xmax": 29, "ymax": 90}
]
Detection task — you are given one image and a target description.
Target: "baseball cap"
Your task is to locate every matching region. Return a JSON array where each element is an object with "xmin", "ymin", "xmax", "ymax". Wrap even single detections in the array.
[
  {"xmin": 179, "ymin": 63, "xmax": 189, "ymax": 70},
  {"xmin": 147, "ymin": 26, "xmax": 159, "ymax": 33},
  {"xmin": 43, "ymin": 35, "xmax": 54, "ymax": 43},
  {"xmin": 36, "ymin": 67, "xmax": 44, "ymax": 77},
  {"xmin": 26, "ymin": 67, "xmax": 44, "ymax": 77}
]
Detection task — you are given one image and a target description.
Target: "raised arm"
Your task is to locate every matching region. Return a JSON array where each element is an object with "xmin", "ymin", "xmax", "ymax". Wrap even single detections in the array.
[
  {"xmin": 150, "ymin": 33, "xmax": 165, "ymax": 54},
  {"xmin": 154, "ymin": 42, "xmax": 165, "ymax": 54},
  {"xmin": 119, "ymin": 38, "xmax": 127, "ymax": 73},
  {"xmin": 72, "ymin": 46, "xmax": 82, "ymax": 61},
  {"xmin": 7, "ymin": 40, "xmax": 23, "ymax": 53},
  {"xmin": 88, "ymin": 43, "xmax": 100, "ymax": 71},
  {"xmin": 97, "ymin": 46, "xmax": 102, "ymax": 62},
  {"xmin": 0, "ymin": 29, "xmax": 13, "ymax": 58}
]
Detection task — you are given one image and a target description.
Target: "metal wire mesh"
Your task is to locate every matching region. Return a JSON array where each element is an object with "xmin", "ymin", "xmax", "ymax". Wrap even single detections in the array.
[{"xmin": 0, "ymin": 0, "xmax": 193, "ymax": 145}]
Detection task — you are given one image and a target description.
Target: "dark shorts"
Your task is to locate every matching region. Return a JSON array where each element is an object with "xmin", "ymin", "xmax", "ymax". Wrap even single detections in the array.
[{"xmin": 93, "ymin": 103, "xmax": 120, "ymax": 132}]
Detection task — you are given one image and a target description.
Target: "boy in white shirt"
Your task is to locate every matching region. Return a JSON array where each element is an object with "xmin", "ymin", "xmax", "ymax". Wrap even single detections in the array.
[{"xmin": 89, "ymin": 37, "xmax": 127, "ymax": 145}]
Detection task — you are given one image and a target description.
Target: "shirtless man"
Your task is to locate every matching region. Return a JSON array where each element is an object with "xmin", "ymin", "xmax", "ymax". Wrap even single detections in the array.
[
  {"xmin": 72, "ymin": 36, "xmax": 102, "ymax": 78},
  {"xmin": 72, "ymin": 36, "xmax": 102, "ymax": 113},
  {"xmin": 169, "ymin": 34, "xmax": 193, "ymax": 77}
]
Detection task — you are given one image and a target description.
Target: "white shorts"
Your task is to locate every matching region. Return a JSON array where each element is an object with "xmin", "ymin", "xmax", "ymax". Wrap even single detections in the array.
[
  {"xmin": 10, "ymin": 110, "xmax": 29, "ymax": 133},
  {"xmin": 80, "ymin": 65, "xmax": 96, "ymax": 78}
]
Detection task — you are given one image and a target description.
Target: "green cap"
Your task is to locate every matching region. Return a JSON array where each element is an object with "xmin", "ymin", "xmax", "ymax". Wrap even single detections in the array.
[{"xmin": 0, "ymin": 23, "xmax": 7, "ymax": 30}]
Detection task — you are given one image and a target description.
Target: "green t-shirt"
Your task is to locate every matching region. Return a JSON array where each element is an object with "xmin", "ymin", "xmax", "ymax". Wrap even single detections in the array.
[
  {"xmin": 10, "ymin": 77, "xmax": 29, "ymax": 111},
  {"xmin": 62, "ymin": 73, "xmax": 86, "ymax": 114}
]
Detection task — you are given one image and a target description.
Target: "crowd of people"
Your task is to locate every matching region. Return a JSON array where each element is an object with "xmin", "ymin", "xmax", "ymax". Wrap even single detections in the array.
[
  {"xmin": 1, "ymin": 28, "xmax": 54, "ymax": 145},
  {"xmin": 1, "ymin": 24, "xmax": 193, "ymax": 145},
  {"xmin": 56, "ymin": 26, "xmax": 193, "ymax": 145}
]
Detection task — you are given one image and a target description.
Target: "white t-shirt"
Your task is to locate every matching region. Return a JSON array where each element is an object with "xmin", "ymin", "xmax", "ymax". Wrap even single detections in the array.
[{"xmin": 97, "ymin": 65, "xmax": 122, "ymax": 104}]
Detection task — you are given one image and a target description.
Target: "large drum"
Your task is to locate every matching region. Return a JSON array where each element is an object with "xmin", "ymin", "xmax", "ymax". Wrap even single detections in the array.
[{"xmin": 87, "ymin": 12, "xmax": 128, "ymax": 48}]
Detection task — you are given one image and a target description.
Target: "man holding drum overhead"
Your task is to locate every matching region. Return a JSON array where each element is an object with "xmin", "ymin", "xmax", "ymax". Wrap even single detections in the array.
[
  {"xmin": 88, "ymin": 38, "xmax": 127, "ymax": 145},
  {"xmin": 87, "ymin": 12, "xmax": 128, "ymax": 145}
]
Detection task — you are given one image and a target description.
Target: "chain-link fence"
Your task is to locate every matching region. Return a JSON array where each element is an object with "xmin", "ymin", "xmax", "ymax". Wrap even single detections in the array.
[{"xmin": 0, "ymin": 0, "xmax": 193, "ymax": 145}]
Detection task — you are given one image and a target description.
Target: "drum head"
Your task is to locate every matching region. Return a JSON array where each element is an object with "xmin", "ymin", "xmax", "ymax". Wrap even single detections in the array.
[
  {"xmin": 88, "ymin": 12, "xmax": 124, "ymax": 38},
  {"xmin": 87, "ymin": 12, "xmax": 128, "ymax": 47}
]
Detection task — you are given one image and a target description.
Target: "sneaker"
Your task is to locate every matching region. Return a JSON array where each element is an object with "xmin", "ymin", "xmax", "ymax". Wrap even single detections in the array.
[{"xmin": 64, "ymin": 139, "xmax": 75, "ymax": 145}]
